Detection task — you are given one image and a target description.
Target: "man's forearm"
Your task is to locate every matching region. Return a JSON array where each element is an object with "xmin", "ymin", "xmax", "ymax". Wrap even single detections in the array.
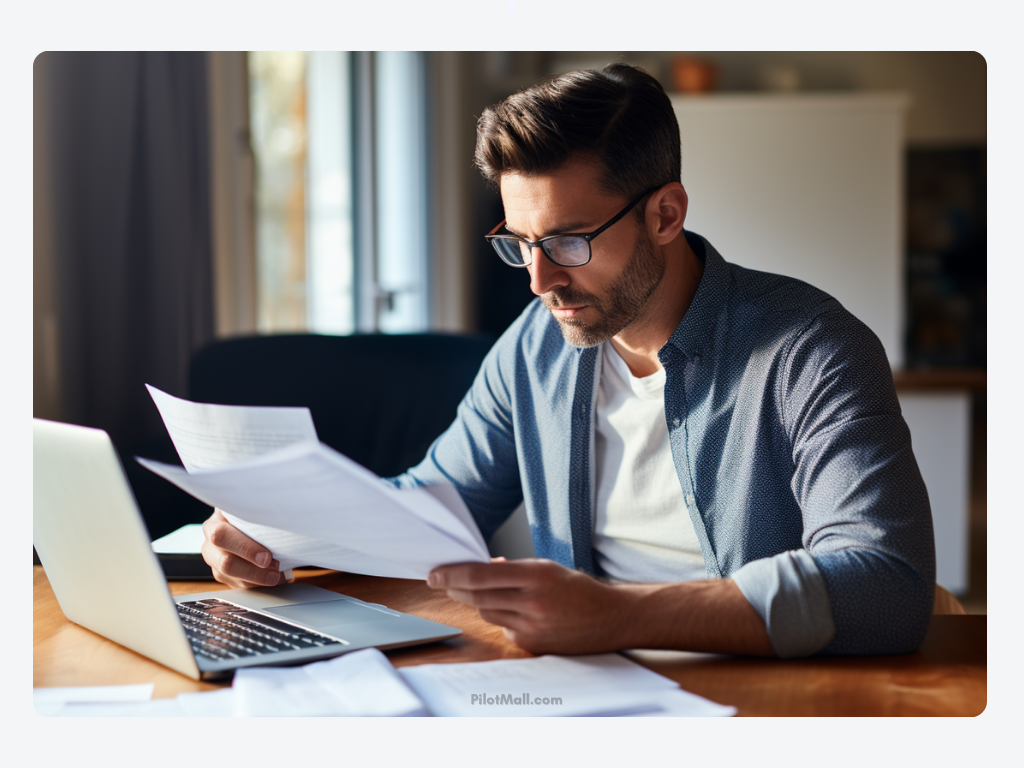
[
  {"xmin": 612, "ymin": 578, "xmax": 775, "ymax": 656},
  {"xmin": 429, "ymin": 559, "xmax": 776, "ymax": 657}
]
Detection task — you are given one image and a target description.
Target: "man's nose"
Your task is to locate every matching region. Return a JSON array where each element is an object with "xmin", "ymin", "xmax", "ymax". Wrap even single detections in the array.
[{"xmin": 528, "ymin": 247, "xmax": 569, "ymax": 296}]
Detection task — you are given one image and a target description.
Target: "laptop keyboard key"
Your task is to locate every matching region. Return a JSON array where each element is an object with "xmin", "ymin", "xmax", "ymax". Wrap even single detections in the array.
[{"xmin": 176, "ymin": 599, "xmax": 345, "ymax": 663}]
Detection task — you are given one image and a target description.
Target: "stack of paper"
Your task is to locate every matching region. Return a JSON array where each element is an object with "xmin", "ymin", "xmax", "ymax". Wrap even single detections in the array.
[
  {"xmin": 38, "ymin": 651, "xmax": 734, "ymax": 717},
  {"xmin": 40, "ymin": 649, "xmax": 426, "ymax": 717},
  {"xmin": 398, "ymin": 653, "xmax": 736, "ymax": 717},
  {"xmin": 34, "ymin": 684, "xmax": 157, "ymax": 717},
  {"xmin": 176, "ymin": 688, "xmax": 237, "ymax": 717},
  {"xmin": 49, "ymin": 698, "xmax": 189, "ymax": 717},
  {"xmin": 231, "ymin": 648, "xmax": 426, "ymax": 716},
  {"xmin": 137, "ymin": 386, "xmax": 489, "ymax": 579}
]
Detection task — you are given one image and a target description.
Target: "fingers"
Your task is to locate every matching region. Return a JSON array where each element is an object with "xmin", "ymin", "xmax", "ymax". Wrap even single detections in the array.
[
  {"xmin": 433, "ymin": 561, "xmax": 559, "ymax": 633},
  {"xmin": 429, "ymin": 558, "xmax": 555, "ymax": 591},
  {"xmin": 445, "ymin": 587, "xmax": 526, "ymax": 612},
  {"xmin": 203, "ymin": 509, "xmax": 273, "ymax": 566},
  {"xmin": 477, "ymin": 608, "xmax": 526, "ymax": 628},
  {"xmin": 201, "ymin": 508, "xmax": 282, "ymax": 588}
]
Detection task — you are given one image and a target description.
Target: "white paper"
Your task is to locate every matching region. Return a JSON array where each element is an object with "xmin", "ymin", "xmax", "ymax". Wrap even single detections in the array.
[
  {"xmin": 419, "ymin": 483, "xmax": 489, "ymax": 555},
  {"xmin": 142, "ymin": 386, "xmax": 488, "ymax": 579},
  {"xmin": 151, "ymin": 523, "xmax": 206, "ymax": 554},
  {"xmin": 232, "ymin": 648, "xmax": 426, "ymax": 717},
  {"xmin": 176, "ymin": 688, "xmax": 238, "ymax": 717},
  {"xmin": 303, "ymin": 648, "xmax": 427, "ymax": 716},
  {"xmin": 619, "ymin": 689, "xmax": 736, "ymax": 717},
  {"xmin": 52, "ymin": 699, "xmax": 187, "ymax": 717},
  {"xmin": 233, "ymin": 665, "xmax": 347, "ymax": 717},
  {"xmin": 34, "ymin": 684, "xmax": 155, "ymax": 716},
  {"xmin": 146, "ymin": 384, "xmax": 318, "ymax": 471},
  {"xmin": 137, "ymin": 442, "xmax": 488, "ymax": 579},
  {"xmin": 398, "ymin": 653, "xmax": 734, "ymax": 717},
  {"xmin": 216, "ymin": 517, "xmax": 426, "ymax": 578}
]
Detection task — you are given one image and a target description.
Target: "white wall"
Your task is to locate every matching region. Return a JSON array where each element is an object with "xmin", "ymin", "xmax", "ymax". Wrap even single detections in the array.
[{"xmin": 673, "ymin": 93, "xmax": 907, "ymax": 367}]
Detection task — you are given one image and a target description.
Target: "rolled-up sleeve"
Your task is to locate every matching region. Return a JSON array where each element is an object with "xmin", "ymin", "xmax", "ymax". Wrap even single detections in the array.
[
  {"xmin": 747, "ymin": 308, "xmax": 936, "ymax": 656},
  {"xmin": 732, "ymin": 549, "xmax": 836, "ymax": 658}
]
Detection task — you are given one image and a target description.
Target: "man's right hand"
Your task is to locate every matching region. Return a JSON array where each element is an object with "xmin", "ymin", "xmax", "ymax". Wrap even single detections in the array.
[{"xmin": 201, "ymin": 508, "xmax": 284, "ymax": 589}]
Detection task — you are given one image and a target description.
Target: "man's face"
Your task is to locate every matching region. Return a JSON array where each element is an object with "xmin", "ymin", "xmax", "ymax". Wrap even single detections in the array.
[{"xmin": 500, "ymin": 160, "xmax": 664, "ymax": 348}]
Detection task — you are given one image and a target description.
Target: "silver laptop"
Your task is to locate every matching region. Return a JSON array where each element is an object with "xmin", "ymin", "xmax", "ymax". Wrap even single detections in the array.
[{"xmin": 33, "ymin": 418, "xmax": 461, "ymax": 680}]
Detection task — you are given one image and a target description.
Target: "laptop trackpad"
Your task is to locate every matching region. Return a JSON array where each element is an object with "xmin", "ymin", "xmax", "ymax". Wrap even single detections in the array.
[{"xmin": 264, "ymin": 599, "xmax": 395, "ymax": 635}]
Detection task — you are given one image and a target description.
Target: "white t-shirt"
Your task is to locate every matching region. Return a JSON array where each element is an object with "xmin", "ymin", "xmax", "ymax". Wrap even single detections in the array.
[{"xmin": 592, "ymin": 342, "xmax": 708, "ymax": 583}]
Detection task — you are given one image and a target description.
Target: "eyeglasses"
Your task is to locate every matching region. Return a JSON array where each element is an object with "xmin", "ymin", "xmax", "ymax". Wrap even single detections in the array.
[{"xmin": 485, "ymin": 185, "xmax": 662, "ymax": 268}]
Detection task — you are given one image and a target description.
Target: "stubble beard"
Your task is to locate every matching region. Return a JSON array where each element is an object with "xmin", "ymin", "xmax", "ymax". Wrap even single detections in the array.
[{"xmin": 544, "ymin": 228, "xmax": 664, "ymax": 348}]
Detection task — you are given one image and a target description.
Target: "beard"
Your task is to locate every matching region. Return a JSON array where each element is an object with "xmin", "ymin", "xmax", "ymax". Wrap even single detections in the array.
[{"xmin": 543, "ymin": 227, "xmax": 664, "ymax": 348}]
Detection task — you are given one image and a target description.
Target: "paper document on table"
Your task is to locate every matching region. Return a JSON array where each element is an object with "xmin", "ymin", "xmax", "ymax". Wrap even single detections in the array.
[
  {"xmin": 54, "ymin": 699, "xmax": 188, "ymax": 717},
  {"xmin": 34, "ymin": 684, "xmax": 155, "ymax": 717},
  {"xmin": 176, "ymin": 688, "xmax": 237, "ymax": 717},
  {"xmin": 141, "ymin": 386, "xmax": 488, "ymax": 578},
  {"xmin": 398, "ymin": 653, "xmax": 735, "ymax": 717},
  {"xmin": 232, "ymin": 648, "xmax": 427, "ymax": 717}
]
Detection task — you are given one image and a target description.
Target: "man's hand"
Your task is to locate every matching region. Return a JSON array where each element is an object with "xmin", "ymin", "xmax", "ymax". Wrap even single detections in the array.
[
  {"xmin": 427, "ymin": 558, "xmax": 632, "ymax": 655},
  {"xmin": 201, "ymin": 508, "xmax": 286, "ymax": 589},
  {"xmin": 428, "ymin": 558, "xmax": 776, "ymax": 657}
]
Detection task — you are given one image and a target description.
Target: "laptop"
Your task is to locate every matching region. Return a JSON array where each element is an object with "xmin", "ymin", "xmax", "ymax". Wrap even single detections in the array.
[{"xmin": 33, "ymin": 418, "xmax": 462, "ymax": 680}]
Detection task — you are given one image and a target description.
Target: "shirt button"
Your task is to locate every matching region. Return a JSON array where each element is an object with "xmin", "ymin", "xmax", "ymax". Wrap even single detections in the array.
[{"xmin": 685, "ymin": 493, "xmax": 695, "ymax": 506}]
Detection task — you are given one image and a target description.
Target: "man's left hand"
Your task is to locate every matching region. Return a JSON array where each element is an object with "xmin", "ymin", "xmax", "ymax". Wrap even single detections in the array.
[{"xmin": 427, "ymin": 558, "xmax": 632, "ymax": 655}]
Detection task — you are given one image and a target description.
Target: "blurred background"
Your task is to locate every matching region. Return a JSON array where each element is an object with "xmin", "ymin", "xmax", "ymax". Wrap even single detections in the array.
[{"xmin": 33, "ymin": 51, "xmax": 986, "ymax": 609}]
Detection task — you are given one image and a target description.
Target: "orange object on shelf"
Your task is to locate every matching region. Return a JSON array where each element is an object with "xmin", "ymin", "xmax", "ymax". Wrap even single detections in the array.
[{"xmin": 672, "ymin": 55, "xmax": 719, "ymax": 94}]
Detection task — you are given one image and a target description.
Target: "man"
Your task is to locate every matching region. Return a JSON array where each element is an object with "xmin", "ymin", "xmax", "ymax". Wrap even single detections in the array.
[{"xmin": 202, "ymin": 64, "xmax": 935, "ymax": 658}]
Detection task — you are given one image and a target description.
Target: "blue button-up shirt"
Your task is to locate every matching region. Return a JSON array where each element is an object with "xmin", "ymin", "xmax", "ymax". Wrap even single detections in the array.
[{"xmin": 391, "ymin": 232, "xmax": 935, "ymax": 657}]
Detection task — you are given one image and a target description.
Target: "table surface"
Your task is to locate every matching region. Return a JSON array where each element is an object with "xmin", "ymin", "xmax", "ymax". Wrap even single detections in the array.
[{"xmin": 33, "ymin": 566, "xmax": 987, "ymax": 716}]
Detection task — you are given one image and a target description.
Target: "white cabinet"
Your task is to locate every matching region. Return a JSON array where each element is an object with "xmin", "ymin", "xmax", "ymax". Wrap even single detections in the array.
[
  {"xmin": 897, "ymin": 391, "xmax": 971, "ymax": 593},
  {"xmin": 672, "ymin": 93, "xmax": 908, "ymax": 367}
]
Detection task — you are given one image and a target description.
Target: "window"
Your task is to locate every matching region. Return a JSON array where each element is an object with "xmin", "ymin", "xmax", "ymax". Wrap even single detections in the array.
[
  {"xmin": 374, "ymin": 51, "xmax": 430, "ymax": 333},
  {"xmin": 306, "ymin": 51, "xmax": 355, "ymax": 335},
  {"xmin": 248, "ymin": 51, "xmax": 309, "ymax": 332},
  {"xmin": 248, "ymin": 51, "xmax": 430, "ymax": 335}
]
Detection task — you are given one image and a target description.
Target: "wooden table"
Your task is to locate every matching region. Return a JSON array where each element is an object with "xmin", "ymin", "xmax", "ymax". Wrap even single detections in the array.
[{"xmin": 34, "ymin": 566, "xmax": 986, "ymax": 716}]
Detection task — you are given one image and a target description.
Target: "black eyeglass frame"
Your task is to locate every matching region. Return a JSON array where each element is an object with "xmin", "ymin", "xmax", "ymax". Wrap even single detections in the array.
[{"xmin": 484, "ymin": 185, "xmax": 664, "ymax": 268}]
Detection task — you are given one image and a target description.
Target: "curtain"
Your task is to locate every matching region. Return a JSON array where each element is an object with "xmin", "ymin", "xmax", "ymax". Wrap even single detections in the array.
[{"xmin": 37, "ymin": 52, "xmax": 214, "ymax": 454}]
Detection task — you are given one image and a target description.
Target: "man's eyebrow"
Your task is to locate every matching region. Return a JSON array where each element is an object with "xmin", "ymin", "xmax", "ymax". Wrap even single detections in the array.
[{"xmin": 503, "ymin": 220, "xmax": 594, "ymax": 239}]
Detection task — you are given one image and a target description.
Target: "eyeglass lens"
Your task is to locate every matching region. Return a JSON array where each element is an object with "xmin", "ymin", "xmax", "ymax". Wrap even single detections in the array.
[{"xmin": 492, "ymin": 236, "xmax": 590, "ymax": 267}]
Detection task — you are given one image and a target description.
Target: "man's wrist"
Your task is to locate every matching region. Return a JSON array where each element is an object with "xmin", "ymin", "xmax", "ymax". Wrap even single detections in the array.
[
  {"xmin": 605, "ymin": 581, "xmax": 664, "ymax": 649},
  {"xmin": 603, "ymin": 578, "xmax": 775, "ymax": 655}
]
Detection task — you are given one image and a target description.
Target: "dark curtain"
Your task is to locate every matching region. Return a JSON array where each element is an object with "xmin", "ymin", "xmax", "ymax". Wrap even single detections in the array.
[
  {"xmin": 40, "ymin": 51, "xmax": 214, "ymax": 453},
  {"xmin": 37, "ymin": 52, "xmax": 216, "ymax": 537}
]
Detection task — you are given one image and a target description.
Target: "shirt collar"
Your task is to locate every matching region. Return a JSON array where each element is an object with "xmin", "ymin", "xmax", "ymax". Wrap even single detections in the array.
[
  {"xmin": 571, "ymin": 230, "xmax": 727, "ymax": 361},
  {"xmin": 662, "ymin": 230, "xmax": 728, "ymax": 360}
]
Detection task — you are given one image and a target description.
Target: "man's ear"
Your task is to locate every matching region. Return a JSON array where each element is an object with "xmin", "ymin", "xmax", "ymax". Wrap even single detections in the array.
[{"xmin": 649, "ymin": 184, "xmax": 688, "ymax": 245}]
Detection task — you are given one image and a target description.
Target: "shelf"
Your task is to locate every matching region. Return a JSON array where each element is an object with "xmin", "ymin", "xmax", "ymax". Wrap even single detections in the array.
[{"xmin": 892, "ymin": 368, "xmax": 986, "ymax": 391}]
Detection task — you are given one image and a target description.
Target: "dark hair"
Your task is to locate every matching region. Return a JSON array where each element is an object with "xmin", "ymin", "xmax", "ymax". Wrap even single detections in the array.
[{"xmin": 473, "ymin": 63, "xmax": 680, "ymax": 205}]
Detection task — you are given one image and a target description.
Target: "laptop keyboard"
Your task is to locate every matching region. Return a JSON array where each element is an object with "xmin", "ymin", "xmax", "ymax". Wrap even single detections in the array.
[{"xmin": 177, "ymin": 598, "xmax": 347, "ymax": 662}]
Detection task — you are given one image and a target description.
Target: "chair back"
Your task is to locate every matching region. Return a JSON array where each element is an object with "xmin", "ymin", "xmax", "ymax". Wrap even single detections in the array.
[
  {"xmin": 933, "ymin": 584, "xmax": 968, "ymax": 615},
  {"xmin": 189, "ymin": 333, "xmax": 495, "ymax": 478}
]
